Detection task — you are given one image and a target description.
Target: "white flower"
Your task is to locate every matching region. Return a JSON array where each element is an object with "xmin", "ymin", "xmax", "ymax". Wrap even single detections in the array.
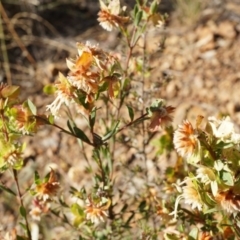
[
  {"xmin": 85, "ymin": 197, "xmax": 110, "ymax": 224},
  {"xmin": 208, "ymin": 116, "xmax": 234, "ymax": 140},
  {"xmin": 46, "ymin": 95, "xmax": 70, "ymax": 117},
  {"xmin": 214, "ymin": 160, "xmax": 231, "ymax": 172},
  {"xmin": 98, "ymin": 0, "xmax": 128, "ymax": 31},
  {"xmin": 170, "ymin": 178, "xmax": 203, "ymax": 219},
  {"xmin": 231, "ymin": 133, "xmax": 240, "ymax": 144},
  {"xmin": 173, "ymin": 120, "xmax": 200, "ymax": 159},
  {"xmin": 46, "ymin": 73, "xmax": 75, "ymax": 117}
]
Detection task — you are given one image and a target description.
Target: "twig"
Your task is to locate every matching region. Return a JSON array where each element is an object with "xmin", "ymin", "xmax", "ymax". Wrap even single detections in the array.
[
  {"xmin": 116, "ymin": 113, "xmax": 149, "ymax": 134},
  {"xmin": 11, "ymin": 12, "xmax": 60, "ymax": 37},
  {"xmin": 5, "ymin": 35, "xmax": 75, "ymax": 54},
  {"xmin": 0, "ymin": 2, "xmax": 36, "ymax": 65},
  {"xmin": 0, "ymin": 4, "xmax": 11, "ymax": 85},
  {"xmin": 13, "ymin": 169, "xmax": 32, "ymax": 239}
]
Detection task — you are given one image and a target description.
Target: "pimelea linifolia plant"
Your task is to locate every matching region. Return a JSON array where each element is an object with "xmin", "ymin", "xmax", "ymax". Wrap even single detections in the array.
[{"xmin": 1, "ymin": 0, "xmax": 240, "ymax": 239}]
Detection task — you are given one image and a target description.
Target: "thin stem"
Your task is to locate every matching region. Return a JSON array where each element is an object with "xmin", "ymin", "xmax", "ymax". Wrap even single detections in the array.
[
  {"xmin": 35, "ymin": 115, "xmax": 95, "ymax": 146},
  {"xmin": 78, "ymin": 139, "xmax": 92, "ymax": 169},
  {"xmin": 116, "ymin": 113, "xmax": 149, "ymax": 134},
  {"xmin": 140, "ymin": 31, "xmax": 148, "ymax": 178},
  {"xmin": 13, "ymin": 169, "xmax": 32, "ymax": 239},
  {"xmin": 111, "ymin": 25, "xmax": 141, "ymax": 160},
  {"xmin": 95, "ymin": 149, "xmax": 106, "ymax": 186}
]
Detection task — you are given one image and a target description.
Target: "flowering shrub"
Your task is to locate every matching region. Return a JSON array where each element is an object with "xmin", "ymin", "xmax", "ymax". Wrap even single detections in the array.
[{"xmin": 1, "ymin": 0, "xmax": 240, "ymax": 239}]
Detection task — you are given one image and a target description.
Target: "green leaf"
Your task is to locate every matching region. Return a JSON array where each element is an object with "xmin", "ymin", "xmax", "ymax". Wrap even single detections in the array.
[
  {"xmin": 135, "ymin": 0, "xmax": 141, "ymax": 7},
  {"xmin": 71, "ymin": 203, "xmax": 84, "ymax": 216},
  {"xmin": 43, "ymin": 84, "xmax": 56, "ymax": 95},
  {"xmin": 1, "ymin": 85, "xmax": 20, "ymax": 98},
  {"xmin": 19, "ymin": 222, "xmax": 27, "ymax": 231},
  {"xmin": 89, "ymin": 107, "xmax": 96, "ymax": 129},
  {"xmin": 164, "ymin": 234, "xmax": 179, "ymax": 240},
  {"xmin": 74, "ymin": 126, "xmax": 91, "ymax": 144},
  {"xmin": 98, "ymin": 81, "xmax": 108, "ymax": 92},
  {"xmin": 19, "ymin": 206, "xmax": 26, "ymax": 218},
  {"xmin": 34, "ymin": 171, "xmax": 41, "ymax": 185},
  {"xmin": 127, "ymin": 105, "xmax": 134, "ymax": 121},
  {"xmin": 67, "ymin": 120, "xmax": 92, "ymax": 145},
  {"xmin": 221, "ymin": 171, "xmax": 234, "ymax": 186},
  {"xmin": 133, "ymin": 4, "xmax": 139, "ymax": 18},
  {"xmin": 150, "ymin": 0, "xmax": 158, "ymax": 14},
  {"xmin": 48, "ymin": 114, "xmax": 54, "ymax": 124},
  {"xmin": 76, "ymin": 90, "xmax": 92, "ymax": 110},
  {"xmin": 203, "ymin": 207, "xmax": 219, "ymax": 214},
  {"xmin": 67, "ymin": 120, "xmax": 75, "ymax": 134},
  {"xmin": 0, "ymin": 184, "xmax": 16, "ymax": 196},
  {"xmin": 102, "ymin": 121, "xmax": 120, "ymax": 141},
  {"xmin": 188, "ymin": 227, "xmax": 198, "ymax": 240},
  {"xmin": 134, "ymin": 10, "xmax": 143, "ymax": 26},
  {"xmin": 16, "ymin": 236, "xmax": 27, "ymax": 240},
  {"xmin": 59, "ymin": 198, "xmax": 69, "ymax": 208},
  {"xmin": 27, "ymin": 99, "xmax": 37, "ymax": 115}
]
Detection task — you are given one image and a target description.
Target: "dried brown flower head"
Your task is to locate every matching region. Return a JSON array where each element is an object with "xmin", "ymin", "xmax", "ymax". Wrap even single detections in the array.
[
  {"xmin": 215, "ymin": 189, "xmax": 240, "ymax": 214},
  {"xmin": 149, "ymin": 105, "xmax": 175, "ymax": 132},
  {"xmin": 36, "ymin": 169, "xmax": 60, "ymax": 201}
]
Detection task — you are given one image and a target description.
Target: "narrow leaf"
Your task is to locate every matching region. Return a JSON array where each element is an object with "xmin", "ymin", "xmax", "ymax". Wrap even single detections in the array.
[
  {"xmin": 89, "ymin": 107, "xmax": 96, "ymax": 129},
  {"xmin": 102, "ymin": 121, "xmax": 120, "ymax": 141},
  {"xmin": 27, "ymin": 99, "xmax": 37, "ymax": 115},
  {"xmin": 134, "ymin": 10, "xmax": 143, "ymax": 26},
  {"xmin": 127, "ymin": 105, "xmax": 134, "ymax": 121},
  {"xmin": 59, "ymin": 198, "xmax": 69, "ymax": 208},
  {"xmin": 73, "ymin": 126, "xmax": 91, "ymax": 144},
  {"xmin": 34, "ymin": 171, "xmax": 41, "ymax": 185},
  {"xmin": 0, "ymin": 184, "xmax": 16, "ymax": 196},
  {"xmin": 19, "ymin": 222, "xmax": 27, "ymax": 231},
  {"xmin": 150, "ymin": 0, "xmax": 158, "ymax": 14},
  {"xmin": 67, "ymin": 120, "xmax": 75, "ymax": 134},
  {"xmin": 19, "ymin": 206, "xmax": 26, "ymax": 218},
  {"xmin": 133, "ymin": 4, "xmax": 139, "ymax": 18}
]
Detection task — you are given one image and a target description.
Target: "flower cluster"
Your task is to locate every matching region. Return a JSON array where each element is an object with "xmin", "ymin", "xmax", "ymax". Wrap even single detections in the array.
[
  {"xmin": 85, "ymin": 196, "xmax": 111, "ymax": 224},
  {"xmin": 47, "ymin": 42, "xmax": 121, "ymax": 117},
  {"xmin": 98, "ymin": 0, "xmax": 129, "ymax": 31},
  {"xmin": 0, "ymin": 84, "xmax": 43, "ymax": 170},
  {"xmin": 30, "ymin": 169, "xmax": 60, "ymax": 221},
  {"xmin": 172, "ymin": 115, "xmax": 240, "ymax": 219}
]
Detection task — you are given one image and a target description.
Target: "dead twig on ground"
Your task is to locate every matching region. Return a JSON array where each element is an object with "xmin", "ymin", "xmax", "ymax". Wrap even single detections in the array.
[{"xmin": 0, "ymin": 2, "xmax": 36, "ymax": 65}]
